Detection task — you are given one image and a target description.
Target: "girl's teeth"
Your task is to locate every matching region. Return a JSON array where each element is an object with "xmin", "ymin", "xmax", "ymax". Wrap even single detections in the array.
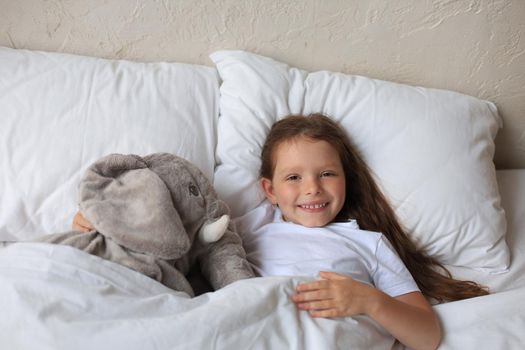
[{"xmin": 302, "ymin": 203, "xmax": 326, "ymax": 209}]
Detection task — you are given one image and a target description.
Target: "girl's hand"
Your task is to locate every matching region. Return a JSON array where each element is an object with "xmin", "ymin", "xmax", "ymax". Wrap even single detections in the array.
[
  {"xmin": 293, "ymin": 271, "xmax": 442, "ymax": 350},
  {"xmin": 72, "ymin": 211, "xmax": 94, "ymax": 232},
  {"xmin": 292, "ymin": 271, "xmax": 376, "ymax": 318}
]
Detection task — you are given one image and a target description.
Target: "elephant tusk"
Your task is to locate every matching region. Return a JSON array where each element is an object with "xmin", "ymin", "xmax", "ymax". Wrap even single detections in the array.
[{"xmin": 198, "ymin": 214, "xmax": 229, "ymax": 243}]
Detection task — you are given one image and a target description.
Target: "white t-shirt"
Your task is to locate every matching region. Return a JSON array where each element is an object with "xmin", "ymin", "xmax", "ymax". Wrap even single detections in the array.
[{"xmin": 235, "ymin": 202, "xmax": 419, "ymax": 297}]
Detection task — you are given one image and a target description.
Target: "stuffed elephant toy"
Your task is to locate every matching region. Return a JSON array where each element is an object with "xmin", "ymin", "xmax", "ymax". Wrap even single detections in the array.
[{"xmin": 38, "ymin": 153, "xmax": 254, "ymax": 296}]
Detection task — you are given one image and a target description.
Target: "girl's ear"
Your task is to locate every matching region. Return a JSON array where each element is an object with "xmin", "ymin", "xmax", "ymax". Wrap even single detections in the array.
[{"xmin": 260, "ymin": 178, "xmax": 277, "ymax": 205}]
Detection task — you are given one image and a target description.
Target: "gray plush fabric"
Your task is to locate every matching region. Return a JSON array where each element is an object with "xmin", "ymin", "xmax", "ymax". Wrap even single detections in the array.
[{"xmin": 37, "ymin": 153, "xmax": 254, "ymax": 296}]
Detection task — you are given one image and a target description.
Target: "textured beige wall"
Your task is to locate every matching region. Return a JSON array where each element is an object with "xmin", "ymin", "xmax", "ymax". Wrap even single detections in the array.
[{"xmin": 1, "ymin": 0, "xmax": 523, "ymax": 168}]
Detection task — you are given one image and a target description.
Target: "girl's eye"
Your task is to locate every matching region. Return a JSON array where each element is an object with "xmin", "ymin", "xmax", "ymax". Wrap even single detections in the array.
[
  {"xmin": 321, "ymin": 172, "xmax": 335, "ymax": 177},
  {"xmin": 286, "ymin": 175, "xmax": 300, "ymax": 181}
]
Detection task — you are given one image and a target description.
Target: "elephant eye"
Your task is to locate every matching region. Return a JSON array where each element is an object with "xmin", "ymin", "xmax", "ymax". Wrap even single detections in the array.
[{"xmin": 189, "ymin": 183, "xmax": 200, "ymax": 196}]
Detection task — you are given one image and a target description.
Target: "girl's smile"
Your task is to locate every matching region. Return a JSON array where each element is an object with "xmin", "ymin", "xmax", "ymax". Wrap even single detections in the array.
[{"xmin": 298, "ymin": 202, "xmax": 329, "ymax": 210}]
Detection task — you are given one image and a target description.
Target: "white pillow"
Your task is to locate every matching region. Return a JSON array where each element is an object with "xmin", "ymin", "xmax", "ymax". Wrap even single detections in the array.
[
  {"xmin": 0, "ymin": 46, "xmax": 219, "ymax": 241},
  {"xmin": 211, "ymin": 50, "xmax": 509, "ymax": 272}
]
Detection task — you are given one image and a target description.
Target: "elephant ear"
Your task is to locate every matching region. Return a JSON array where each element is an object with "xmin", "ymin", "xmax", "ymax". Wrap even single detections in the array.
[{"xmin": 78, "ymin": 154, "xmax": 190, "ymax": 260}]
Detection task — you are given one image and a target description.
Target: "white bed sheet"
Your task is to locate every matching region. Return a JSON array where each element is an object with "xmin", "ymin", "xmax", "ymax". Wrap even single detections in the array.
[
  {"xmin": 0, "ymin": 243, "xmax": 394, "ymax": 350},
  {"xmin": 445, "ymin": 170, "xmax": 525, "ymax": 292},
  {"xmin": 434, "ymin": 169, "xmax": 525, "ymax": 349},
  {"xmin": 0, "ymin": 170, "xmax": 524, "ymax": 350},
  {"xmin": 434, "ymin": 288, "xmax": 525, "ymax": 349}
]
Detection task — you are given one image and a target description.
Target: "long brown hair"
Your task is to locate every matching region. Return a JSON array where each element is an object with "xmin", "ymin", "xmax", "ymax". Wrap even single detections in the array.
[{"xmin": 260, "ymin": 113, "xmax": 488, "ymax": 302}]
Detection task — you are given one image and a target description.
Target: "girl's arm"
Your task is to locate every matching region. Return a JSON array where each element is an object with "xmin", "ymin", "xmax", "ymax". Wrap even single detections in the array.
[{"xmin": 292, "ymin": 271, "xmax": 441, "ymax": 350}]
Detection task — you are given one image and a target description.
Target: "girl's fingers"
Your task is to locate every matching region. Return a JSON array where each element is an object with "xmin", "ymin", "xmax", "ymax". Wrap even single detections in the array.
[
  {"xmin": 296, "ymin": 280, "xmax": 330, "ymax": 292},
  {"xmin": 78, "ymin": 215, "xmax": 92, "ymax": 228},
  {"xmin": 73, "ymin": 222, "xmax": 91, "ymax": 232},
  {"xmin": 292, "ymin": 289, "xmax": 332, "ymax": 302},
  {"xmin": 309, "ymin": 308, "xmax": 341, "ymax": 318},
  {"xmin": 295, "ymin": 299, "xmax": 334, "ymax": 311},
  {"xmin": 319, "ymin": 271, "xmax": 347, "ymax": 280},
  {"xmin": 72, "ymin": 212, "xmax": 94, "ymax": 232}
]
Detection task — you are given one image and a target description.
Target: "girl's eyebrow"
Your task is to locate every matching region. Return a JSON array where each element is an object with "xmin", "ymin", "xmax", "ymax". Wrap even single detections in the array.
[
  {"xmin": 276, "ymin": 163, "xmax": 342, "ymax": 175},
  {"xmin": 274, "ymin": 168, "xmax": 298, "ymax": 176},
  {"xmin": 321, "ymin": 163, "xmax": 342, "ymax": 170}
]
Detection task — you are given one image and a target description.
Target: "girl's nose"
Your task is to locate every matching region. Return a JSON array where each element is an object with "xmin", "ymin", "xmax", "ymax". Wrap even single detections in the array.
[{"xmin": 304, "ymin": 178, "xmax": 322, "ymax": 195}]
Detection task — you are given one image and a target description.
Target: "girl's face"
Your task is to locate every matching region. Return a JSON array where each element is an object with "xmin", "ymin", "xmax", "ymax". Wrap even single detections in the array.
[{"xmin": 261, "ymin": 137, "xmax": 346, "ymax": 227}]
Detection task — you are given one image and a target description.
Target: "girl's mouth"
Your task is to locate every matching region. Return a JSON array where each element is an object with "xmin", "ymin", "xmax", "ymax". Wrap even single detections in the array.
[{"xmin": 299, "ymin": 202, "xmax": 328, "ymax": 209}]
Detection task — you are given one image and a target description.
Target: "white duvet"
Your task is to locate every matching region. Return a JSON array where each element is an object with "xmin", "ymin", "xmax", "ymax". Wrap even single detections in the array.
[
  {"xmin": 2, "ymin": 243, "xmax": 525, "ymax": 350},
  {"xmin": 0, "ymin": 243, "xmax": 394, "ymax": 350},
  {"xmin": 434, "ymin": 288, "xmax": 525, "ymax": 349}
]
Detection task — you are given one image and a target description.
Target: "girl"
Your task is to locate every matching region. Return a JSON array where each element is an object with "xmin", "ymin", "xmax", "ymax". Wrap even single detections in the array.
[{"xmin": 244, "ymin": 113, "xmax": 488, "ymax": 350}]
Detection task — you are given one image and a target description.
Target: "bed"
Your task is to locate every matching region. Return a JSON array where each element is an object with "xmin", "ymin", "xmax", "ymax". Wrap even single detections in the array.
[{"xmin": 1, "ymin": 46, "xmax": 524, "ymax": 350}]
